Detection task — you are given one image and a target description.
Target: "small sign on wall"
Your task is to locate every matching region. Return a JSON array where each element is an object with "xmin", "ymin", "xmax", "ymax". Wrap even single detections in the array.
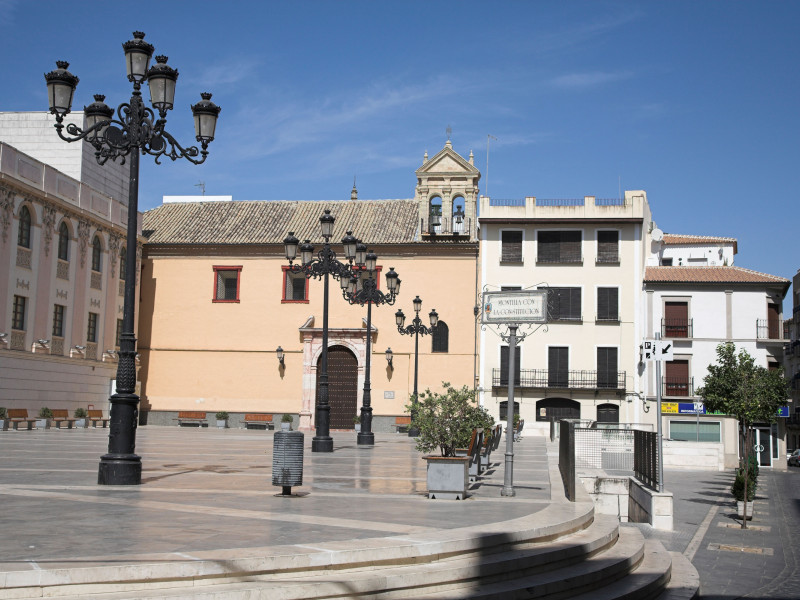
[{"xmin": 384, "ymin": 391, "xmax": 395, "ymax": 399}]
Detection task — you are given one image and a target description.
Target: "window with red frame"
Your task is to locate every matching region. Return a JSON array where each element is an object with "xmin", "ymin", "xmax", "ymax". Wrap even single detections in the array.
[
  {"xmin": 282, "ymin": 267, "xmax": 308, "ymax": 303},
  {"xmin": 213, "ymin": 266, "xmax": 242, "ymax": 302}
]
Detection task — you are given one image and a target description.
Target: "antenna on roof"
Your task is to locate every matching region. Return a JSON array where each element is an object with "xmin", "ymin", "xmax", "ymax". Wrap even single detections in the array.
[{"xmin": 195, "ymin": 181, "xmax": 206, "ymax": 196}]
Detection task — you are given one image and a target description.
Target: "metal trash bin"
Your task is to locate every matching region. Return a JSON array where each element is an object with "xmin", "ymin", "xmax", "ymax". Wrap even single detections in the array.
[{"xmin": 272, "ymin": 430, "xmax": 304, "ymax": 495}]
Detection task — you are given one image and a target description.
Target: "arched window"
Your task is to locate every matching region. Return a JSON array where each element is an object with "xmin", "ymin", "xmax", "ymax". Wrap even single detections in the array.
[
  {"xmin": 452, "ymin": 196, "xmax": 465, "ymax": 234},
  {"xmin": 596, "ymin": 403, "xmax": 619, "ymax": 424},
  {"xmin": 428, "ymin": 196, "xmax": 442, "ymax": 233},
  {"xmin": 91, "ymin": 236, "xmax": 102, "ymax": 272},
  {"xmin": 432, "ymin": 320, "xmax": 449, "ymax": 353},
  {"xmin": 57, "ymin": 222, "xmax": 70, "ymax": 261},
  {"xmin": 119, "ymin": 246, "xmax": 127, "ymax": 281},
  {"xmin": 536, "ymin": 398, "xmax": 580, "ymax": 422},
  {"xmin": 18, "ymin": 206, "xmax": 31, "ymax": 248}
]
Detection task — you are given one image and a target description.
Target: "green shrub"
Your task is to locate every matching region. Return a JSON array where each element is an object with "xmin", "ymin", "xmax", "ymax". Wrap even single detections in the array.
[
  {"xmin": 74, "ymin": 408, "xmax": 88, "ymax": 418},
  {"xmin": 281, "ymin": 413, "xmax": 293, "ymax": 423},
  {"xmin": 0, "ymin": 407, "xmax": 7, "ymax": 419},
  {"xmin": 38, "ymin": 407, "xmax": 53, "ymax": 419},
  {"xmin": 408, "ymin": 382, "xmax": 495, "ymax": 457},
  {"xmin": 215, "ymin": 411, "xmax": 229, "ymax": 420},
  {"xmin": 353, "ymin": 415, "xmax": 361, "ymax": 424},
  {"xmin": 731, "ymin": 469, "xmax": 756, "ymax": 502}
]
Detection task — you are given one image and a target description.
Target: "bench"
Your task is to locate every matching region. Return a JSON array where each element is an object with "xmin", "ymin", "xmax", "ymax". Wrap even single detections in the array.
[
  {"xmin": 244, "ymin": 413, "xmax": 273, "ymax": 430},
  {"xmin": 51, "ymin": 409, "xmax": 77, "ymax": 429},
  {"xmin": 7, "ymin": 409, "xmax": 38, "ymax": 430},
  {"xmin": 88, "ymin": 410, "xmax": 110, "ymax": 428},
  {"xmin": 176, "ymin": 411, "xmax": 208, "ymax": 427},
  {"xmin": 481, "ymin": 424, "xmax": 503, "ymax": 465},
  {"xmin": 455, "ymin": 428, "xmax": 484, "ymax": 482},
  {"xmin": 394, "ymin": 415, "xmax": 412, "ymax": 433}
]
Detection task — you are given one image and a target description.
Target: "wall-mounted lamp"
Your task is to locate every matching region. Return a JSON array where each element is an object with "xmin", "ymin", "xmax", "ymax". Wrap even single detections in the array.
[
  {"xmin": 385, "ymin": 347, "xmax": 393, "ymax": 370},
  {"xmin": 73, "ymin": 345, "xmax": 86, "ymax": 352},
  {"xmin": 276, "ymin": 346, "xmax": 285, "ymax": 366},
  {"xmin": 36, "ymin": 339, "xmax": 51, "ymax": 348}
]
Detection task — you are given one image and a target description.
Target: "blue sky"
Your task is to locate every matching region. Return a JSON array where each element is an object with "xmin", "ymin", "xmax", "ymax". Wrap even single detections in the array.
[{"xmin": 1, "ymin": 1, "xmax": 798, "ymax": 304}]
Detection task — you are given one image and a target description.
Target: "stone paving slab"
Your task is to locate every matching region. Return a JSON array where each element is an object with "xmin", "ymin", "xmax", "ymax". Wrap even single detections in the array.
[{"xmin": 0, "ymin": 427, "xmax": 550, "ymax": 577}]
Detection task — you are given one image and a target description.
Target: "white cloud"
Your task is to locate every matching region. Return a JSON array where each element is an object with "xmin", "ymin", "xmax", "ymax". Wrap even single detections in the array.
[{"xmin": 549, "ymin": 71, "xmax": 633, "ymax": 90}]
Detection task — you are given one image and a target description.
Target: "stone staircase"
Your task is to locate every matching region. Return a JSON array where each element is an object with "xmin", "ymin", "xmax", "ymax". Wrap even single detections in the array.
[{"xmin": 1, "ymin": 498, "xmax": 698, "ymax": 599}]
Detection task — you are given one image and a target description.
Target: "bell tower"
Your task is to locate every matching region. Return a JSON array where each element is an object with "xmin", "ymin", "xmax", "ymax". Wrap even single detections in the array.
[{"xmin": 414, "ymin": 140, "xmax": 480, "ymax": 241}]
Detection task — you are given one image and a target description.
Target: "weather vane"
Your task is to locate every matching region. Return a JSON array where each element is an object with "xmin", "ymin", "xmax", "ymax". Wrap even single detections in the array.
[{"xmin": 446, "ymin": 125, "xmax": 452, "ymax": 141}]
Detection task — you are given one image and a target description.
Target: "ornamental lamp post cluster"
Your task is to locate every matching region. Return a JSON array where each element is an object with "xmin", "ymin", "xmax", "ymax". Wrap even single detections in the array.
[
  {"xmin": 284, "ymin": 211, "xmax": 383, "ymax": 452},
  {"xmin": 395, "ymin": 295, "xmax": 439, "ymax": 437},
  {"xmin": 343, "ymin": 251, "xmax": 400, "ymax": 446},
  {"xmin": 45, "ymin": 32, "xmax": 220, "ymax": 485}
]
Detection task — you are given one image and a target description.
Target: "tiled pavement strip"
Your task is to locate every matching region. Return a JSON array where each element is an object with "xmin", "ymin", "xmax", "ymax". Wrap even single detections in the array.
[{"xmin": 1, "ymin": 427, "xmax": 799, "ymax": 599}]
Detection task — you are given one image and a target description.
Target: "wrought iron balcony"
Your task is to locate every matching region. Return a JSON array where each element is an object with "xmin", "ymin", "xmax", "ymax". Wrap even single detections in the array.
[
  {"xmin": 492, "ymin": 368, "xmax": 626, "ymax": 390},
  {"xmin": 661, "ymin": 318, "xmax": 692, "ymax": 339},
  {"xmin": 756, "ymin": 319, "xmax": 788, "ymax": 341},
  {"xmin": 662, "ymin": 377, "xmax": 694, "ymax": 397}
]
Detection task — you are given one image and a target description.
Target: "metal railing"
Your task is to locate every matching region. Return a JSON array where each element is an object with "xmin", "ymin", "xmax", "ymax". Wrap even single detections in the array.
[
  {"xmin": 661, "ymin": 318, "xmax": 692, "ymax": 338},
  {"xmin": 662, "ymin": 377, "xmax": 694, "ymax": 397},
  {"xmin": 756, "ymin": 319, "xmax": 787, "ymax": 340},
  {"xmin": 574, "ymin": 427, "xmax": 635, "ymax": 472},
  {"xmin": 489, "ymin": 198, "xmax": 526, "ymax": 206},
  {"xmin": 492, "ymin": 368, "xmax": 625, "ymax": 390},
  {"xmin": 634, "ymin": 429, "xmax": 660, "ymax": 490},
  {"xmin": 537, "ymin": 198, "xmax": 584, "ymax": 206},
  {"xmin": 420, "ymin": 216, "xmax": 471, "ymax": 236}
]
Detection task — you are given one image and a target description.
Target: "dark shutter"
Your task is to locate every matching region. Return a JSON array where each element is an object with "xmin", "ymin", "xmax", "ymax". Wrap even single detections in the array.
[
  {"xmin": 767, "ymin": 303, "xmax": 780, "ymax": 339},
  {"xmin": 538, "ymin": 231, "xmax": 581, "ymax": 263},
  {"xmin": 501, "ymin": 231, "xmax": 523, "ymax": 262},
  {"xmin": 548, "ymin": 288, "xmax": 581, "ymax": 320},
  {"xmin": 664, "ymin": 302, "xmax": 688, "ymax": 337},
  {"xmin": 500, "ymin": 345, "xmax": 521, "ymax": 386},
  {"xmin": 597, "ymin": 231, "xmax": 619, "ymax": 263},
  {"xmin": 292, "ymin": 275, "xmax": 306, "ymax": 300},
  {"xmin": 665, "ymin": 360, "xmax": 689, "ymax": 396},
  {"xmin": 538, "ymin": 231, "xmax": 559, "ymax": 263},
  {"xmin": 548, "ymin": 347, "xmax": 568, "ymax": 387},
  {"xmin": 597, "ymin": 347, "xmax": 618, "ymax": 388},
  {"xmin": 432, "ymin": 321, "xmax": 449, "ymax": 353},
  {"xmin": 597, "ymin": 287, "xmax": 618, "ymax": 321},
  {"xmin": 561, "ymin": 231, "xmax": 582, "ymax": 262}
]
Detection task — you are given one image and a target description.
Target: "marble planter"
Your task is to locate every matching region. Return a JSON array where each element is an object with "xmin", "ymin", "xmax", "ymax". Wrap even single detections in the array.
[{"xmin": 424, "ymin": 456, "xmax": 469, "ymax": 500}]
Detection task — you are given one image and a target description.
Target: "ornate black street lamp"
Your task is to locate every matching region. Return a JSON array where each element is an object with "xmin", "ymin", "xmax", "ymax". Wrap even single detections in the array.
[
  {"xmin": 343, "ymin": 251, "xmax": 400, "ymax": 446},
  {"xmin": 395, "ymin": 296, "xmax": 438, "ymax": 437},
  {"xmin": 284, "ymin": 213, "xmax": 365, "ymax": 452},
  {"xmin": 45, "ymin": 32, "xmax": 220, "ymax": 486}
]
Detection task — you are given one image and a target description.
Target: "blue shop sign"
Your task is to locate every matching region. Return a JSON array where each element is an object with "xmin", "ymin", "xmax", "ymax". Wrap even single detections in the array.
[
  {"xmin": 778, "ymin": 406, "xmax": 790, "ymax": 418},
  {"xmin": 677, "ymin": 402, "xmax": 704, "ymax": 414}
]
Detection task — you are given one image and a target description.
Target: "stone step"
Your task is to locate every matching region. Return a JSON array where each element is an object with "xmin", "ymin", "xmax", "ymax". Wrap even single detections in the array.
[{"xmin": 0, "ymin": 502, "xmax": 597, "ymax": 599}]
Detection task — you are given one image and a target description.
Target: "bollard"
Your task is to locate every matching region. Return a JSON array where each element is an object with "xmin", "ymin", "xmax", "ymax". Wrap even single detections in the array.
[{"xmin": 272, "ymin": 430, "xmax": 304, "ymax": 496}]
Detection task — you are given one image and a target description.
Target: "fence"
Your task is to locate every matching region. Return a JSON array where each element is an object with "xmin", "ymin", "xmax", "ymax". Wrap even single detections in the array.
[
  {"xmin": 574, "ymin": 428, "xmax": 635, "ymax": 472},
  {"xmin": 633, "ymin": 429, "xmax": 660, "ymax": 491}
]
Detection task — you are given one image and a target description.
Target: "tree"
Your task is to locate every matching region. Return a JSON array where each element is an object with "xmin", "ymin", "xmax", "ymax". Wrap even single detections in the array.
[
  {"xmin": 408, "ymin": 382, "xmax": 495, "ymax": 457},
  {"xmin": 697, "ymin": 343, "xmax": 788, "ymax": 528}
]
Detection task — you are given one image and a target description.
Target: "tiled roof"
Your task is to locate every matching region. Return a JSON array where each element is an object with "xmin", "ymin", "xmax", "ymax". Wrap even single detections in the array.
[
  {"xmin": 142, "ymin": 199, "xmax": 421, "ymax": 245},
  {"xmin": 663, "ymin": 234, "xmax": 738, "ymax": 254},
  {"xmin": 645, "ymin": 266, "xmax": 789, "ymax": 285}
]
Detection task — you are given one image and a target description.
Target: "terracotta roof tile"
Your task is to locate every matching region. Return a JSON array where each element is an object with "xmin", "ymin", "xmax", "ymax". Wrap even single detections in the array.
[
  {"xmin": 645, "ymin": 266, "xmax": 789, "ymax": 285},
  {"xmin": 662, "ymin": 234, "xmax": 738, "ymax": 254},
  {"xmin": 142, "ymin": 199, "xmax": 421, "ymax": 245}
]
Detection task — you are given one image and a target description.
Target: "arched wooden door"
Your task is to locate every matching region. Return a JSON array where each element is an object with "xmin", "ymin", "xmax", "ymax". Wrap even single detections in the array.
[{"xmin": 316, "ymin": 345, "xmax": 358, "ymax": 430}]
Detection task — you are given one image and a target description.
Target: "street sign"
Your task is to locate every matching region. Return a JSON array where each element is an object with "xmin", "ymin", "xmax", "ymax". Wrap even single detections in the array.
[
  {"xmin": 693, "ymin": 401, "xmax": 704, "ymax": 413},
  {"xmin": 641, "ymin": 339, "xmax": 674, "ymax": 362},
  {"xmin": 481, "ymin": 290, "xmax": 547, "ymax": 324}
]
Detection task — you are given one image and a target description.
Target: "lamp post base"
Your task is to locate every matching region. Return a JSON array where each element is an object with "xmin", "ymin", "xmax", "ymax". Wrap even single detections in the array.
[
  {"xmin": 500, "ymin": 486, "xmax": 516, "ymax": 497},
  {"xmin": 311, "ymin": 437, "xmax": 334, "ymax": 452},
  {"xmin": 357, "ymin": 431, "xmax": 375, "ymax": 446},
  {"xmin": 98, "ymin": 453, "xmax": 142, "ymax": 485}
]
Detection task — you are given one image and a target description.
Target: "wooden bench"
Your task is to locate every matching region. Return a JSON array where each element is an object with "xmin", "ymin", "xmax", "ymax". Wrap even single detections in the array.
[
  {"xmin": 456, "ymin": 428, "xmax": 484, "ymax": 482},
  {"xmin": 176, "ymin": 411, "xmax": 208, "ymax": 427},
  {"xmin": 88, "ymin": 410, "xmax": 110, "ymax": 428},
  {"xmin": 7, "ymin": 409, "xmax": 38, "ymax": 430},
  {"xmin": 51, "ymin": 409, "xmax": 77, "ymax": 429},
  {"xmin": 481, "ymin": 424, "xmax": 503, "ymax": 464},
  {"xmin": 244, "ymin": 413, "xmax": 273, "ymax": 430},
  {"xmin": 394, "ymin": 415, "xmax": 412, "ymax": 433}
]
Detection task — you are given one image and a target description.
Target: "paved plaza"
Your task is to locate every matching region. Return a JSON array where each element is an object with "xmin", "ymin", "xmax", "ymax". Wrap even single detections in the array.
[{"xmin": 0, "ymin": 426, "xmax": 798, "ymax": 598}]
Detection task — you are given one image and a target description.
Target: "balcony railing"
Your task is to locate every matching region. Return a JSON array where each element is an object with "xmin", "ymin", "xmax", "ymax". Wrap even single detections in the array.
[
  {"xmin": 492, "ymin": 368, "xmax": 626, "ymax": 390},
  {"xmin": 662, "ymin": 377, "xmax": 694, "ymax": 397},
  {"xmin": 756, "ymin": 319, "xmax": 787, "ymax": 341},
  {"xmin": 661, "ymin": 318, "xmax": 692, "ymax": 338}
]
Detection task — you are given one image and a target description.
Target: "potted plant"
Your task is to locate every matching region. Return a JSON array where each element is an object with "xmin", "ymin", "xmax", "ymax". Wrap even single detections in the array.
[
  {"xmin": 37, "ymin": 407, "xmax": 54, "ymax": 430},
  {"xmin": 73, "ymin": 407, "xmax": 88, "ymax": 428},
  {"xmin": 353, "ymin": 414, "xmax": 361, "ymax": 433},
  {"xmin": 732, "ymin": 467, "xmax": 756, "ymax": 519},
  {"xmin": 280, "ymin": 413, "xmax": 293, "ymax": 431},
  {"xmin": 408, "ymin": 382, "xmax": 495, "ymax": 499},
  {"xmin": 0, "ymin": 407, "xmax": 7, "ymax": 431},
  {"xmin": 215, "ymin": 411, "xmax": 229, "ymax": 429}
]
